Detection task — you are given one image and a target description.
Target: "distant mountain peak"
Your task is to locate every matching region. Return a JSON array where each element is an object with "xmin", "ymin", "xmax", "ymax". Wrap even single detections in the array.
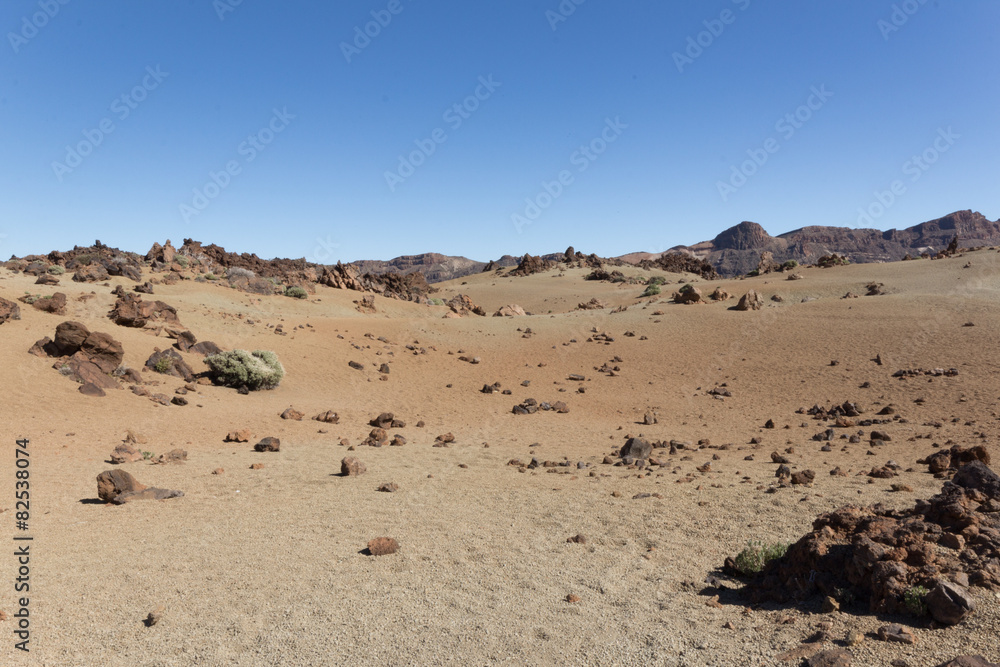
[{"xmin": 712, "ymin": 221, "xmax": 773, "ymax": 251}]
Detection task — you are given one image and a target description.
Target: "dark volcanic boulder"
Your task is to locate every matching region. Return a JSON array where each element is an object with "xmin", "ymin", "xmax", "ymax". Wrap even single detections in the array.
[
  {"xmin": 0, "ymin": 297, "xmax": 21, "ymax": 324},
  {"xmin": 925, "ymin": 580, "xmax": 975, "ymax": 625},
  {"xmin": 734, "ymin": 290, "xmax": 764, "ymax": 311},
  {"xmin": 72, "ymin": 264, "xmax": 110, "ymax": 282},
  {"xmin": 145, "ymin": 348, "xmax": 195, "ymax": 382},
  {"xmin": 80, "ymin": 331, "xmax": 124, "ymax": 374},
  {"xmin": 53, "ymin": 321, "xmax": 90, "ymax": 355},
  {"xmin": 97, "ymin": 469, "xmax": 145, "ymax": 502},
  {"xmin": 109, "ymin": 294, "xmax": 180, "ymax": 328},
  {"xmin": 189, "ymin": 341, "xmax": 222, "ymax": 356},
  {"xmin": 620, "ymin": 437, "xmax": 652, "ymax": 461},
  {"xmin": 32, "ymin": 292, "xmax": 67, "ymax": 315},
  {"xmin": 952, "ymin": 460, "xmax": 1000, "ymax": 498}
]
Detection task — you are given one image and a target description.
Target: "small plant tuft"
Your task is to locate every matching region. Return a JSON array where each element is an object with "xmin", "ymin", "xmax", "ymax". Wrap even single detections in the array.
[
  {"xmin": 903, "ymin": 585, "xmax": 929, "ymax": 617},
  {"xmin": 733, "ymin": 540, "xmax": 788, "ymax": 575},
  {"xmin": 49, "ymin": 265, "xmax": 65, "ymax": 275},
  {"xmin": 641, "ymin": 284, "xmax": 661, "ymax": 298},
  {"xmin": 226, "ymin": 267, "xmax": 255, "ymax": 280},
  {"xmin": 204, "ymin": 349, "xmax": 285, "ymax": 391},
  {"xmin": 153, "ymin": 357, "xmax": 173, "ymax": 374},
  {"xmin": 284, "ymin": 285, "xmax": 308, "ymax": 299}
]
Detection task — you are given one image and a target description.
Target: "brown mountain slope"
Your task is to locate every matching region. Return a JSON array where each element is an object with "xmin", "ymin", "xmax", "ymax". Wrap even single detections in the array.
[
  {"xmin": 625, "ymin": 210, "xmax": 1000, "ymax": 276},
  {"xmin": 353, "ymin": 253, "xmax": 487, "ymax": 283}
]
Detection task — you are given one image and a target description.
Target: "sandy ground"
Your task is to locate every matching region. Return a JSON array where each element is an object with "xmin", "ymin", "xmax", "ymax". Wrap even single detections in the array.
[{"xmin": 1, "ymin": 249, "xmax": 999, "ymax": 666}]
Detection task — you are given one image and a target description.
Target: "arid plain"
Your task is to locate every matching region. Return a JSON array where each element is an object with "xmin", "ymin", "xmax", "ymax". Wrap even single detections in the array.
[{"xmin": 2, "ymin": 247, "xmax": 999, "ymax": 666}]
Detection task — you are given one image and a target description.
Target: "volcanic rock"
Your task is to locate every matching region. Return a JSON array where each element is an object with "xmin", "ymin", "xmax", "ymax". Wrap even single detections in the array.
[
  {"xmin": 673, "ymin": 285, "xmax": 703, "ymax": 304},
  {"xmin": 96, "ymin": 469, "xmax": 146, "ymax": 502},
  {"xmin": 920, "ymin": 445, "xmax": 991, "ymax": 475},
  {"xmin": 367, "ymin": 537, "xmax": 398, "ymax": 556},
  {"xmin": 225, "ymin": 429, "xmax": 252, "ymax": 443},
  {"xmin": 739, "ymin": 462, "xmax": 1000, "ymax": 617},
  {"xmin": 254, "ymin": 437, "xmax": 281, "ymax": 452},
  {"xmin": 53, "ymin": 321, "xmax": 91, "ymax": 355},
  {"xmin": 925, "ymin": 580, "xmax": 975, "ymax": 625},
  {"xmin": 576, "ymin": 298, "xmax": 607, "ymax": 311},
  {"xmin": 110, "ymin": 443, "xmax": 143, "ymax": 464},
  {"xmin": 621, "ymin": 437, "xmax": 652, "ymax": 462},
  {"xmin": 0, "ymin": 297, "xmax": 21, "ymax": 324},
  {"xmin": 78, "ymin": 382, "xmax": 106, "ymax": 397},
  {"xmin": 31, "ymin": 292, "xmax": 67, "ymax": 314},
  {"xmin": 934, "ymin": 658, "xmax": 1000, "ymax": 667},
  {"xmin": 313, "ymin": 411, "xmax": 339, "ymax": 424},
  {"xmin": 735, "ymin": 290, "xmax": 764, "ymax": 311},
  {"xmin": 494, "ymin": 304, "xmax": 526, "ymax": 317},
  {"xmin": 153, "ymin": 449, "xmax": 187, "ymax": 464},
  {"xmin": 445, "ymin": 294, "xmax": 486, "ymax": 317},
  {"xmin": 341, "ymin": 457, "xmax": 366, "ymax": 476},
  {"xmin": 145, "ymin": 348, "xmax": 194, "ymax": 382}
]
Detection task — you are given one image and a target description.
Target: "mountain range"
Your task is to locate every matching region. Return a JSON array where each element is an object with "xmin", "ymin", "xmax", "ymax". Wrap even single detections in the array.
[{"xmin": 354, "ymin": 209, "xmax": 1000, "ymax": 281}]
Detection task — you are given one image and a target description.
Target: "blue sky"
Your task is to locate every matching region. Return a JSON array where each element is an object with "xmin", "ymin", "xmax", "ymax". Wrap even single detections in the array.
[{"xmin": 2, "ymin": 1, "xmax": 997, "ymax": 263}]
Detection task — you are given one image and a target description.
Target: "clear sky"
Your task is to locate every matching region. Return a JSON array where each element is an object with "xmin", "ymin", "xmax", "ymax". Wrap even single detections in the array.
[{"xmin": 2, "ymin": 1, "xmax": 998, "ymax": 263}]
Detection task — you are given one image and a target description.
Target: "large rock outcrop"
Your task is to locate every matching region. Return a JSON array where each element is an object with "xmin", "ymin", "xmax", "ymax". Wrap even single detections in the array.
[{"xmin": 736, "ymin": 462, "xmax": 1000, "ymax": 621}]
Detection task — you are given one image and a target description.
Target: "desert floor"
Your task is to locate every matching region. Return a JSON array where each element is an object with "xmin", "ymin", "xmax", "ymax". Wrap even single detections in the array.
[{"xmin": 2, "ymin": 249, "xmax": 999, "ymax": 666}]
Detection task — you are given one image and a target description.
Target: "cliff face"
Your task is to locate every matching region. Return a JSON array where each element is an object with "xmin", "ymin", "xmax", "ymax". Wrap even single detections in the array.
[{"xmin": 660, "ymin": 210, "xmax": 1000, "ymax": 276}]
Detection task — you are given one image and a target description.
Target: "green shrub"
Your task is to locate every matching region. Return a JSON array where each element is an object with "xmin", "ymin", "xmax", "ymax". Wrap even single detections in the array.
[
  {"xmin": 781, "ymin": 260, "xmax": 798, "ymax": 270},
  {"xmin": 284, "ymin": 285, "xmax": 308, "ymax": 299},
  {"xmin": 747, "ymin": 269, "xmax": 760, "ymax": 277},
  {"xmin": 733, "ymin": 540, "xmax": 788, "ymax": 575},
  {"xmin": 153, "ymin": 357, "xmax": 173, "ymax": 374},
  {"xmin": 205, "ymin": 273, "xmax": 218, "ymax": 281},
  {"xmin": 428, "ymin": 298, "xmax": 445, "ymax": 306},
  {"xmin": 49, "ymin": 265, "xmax": 65, "ymax": 275},
  {"xmin": 74, "ymin": 253, "xmax": 95, "ymax": 266},
  {"xmin": 648, "ymin": 275, "xmax": 667, "ymax": 287},
  {"xmin": 903, "ymin": 586, "xmax": 929, "ymax": 616},
  {"xmin": 204, "ymin": 349, "xmax": 285, "ymax": 390},
  {"xmin": 641, "ymin": 284, "xmax": 661, "ymax": 297},
  {"xmin": 176, "ymin": 256, "xmax": 189, "ymax": 268}
]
